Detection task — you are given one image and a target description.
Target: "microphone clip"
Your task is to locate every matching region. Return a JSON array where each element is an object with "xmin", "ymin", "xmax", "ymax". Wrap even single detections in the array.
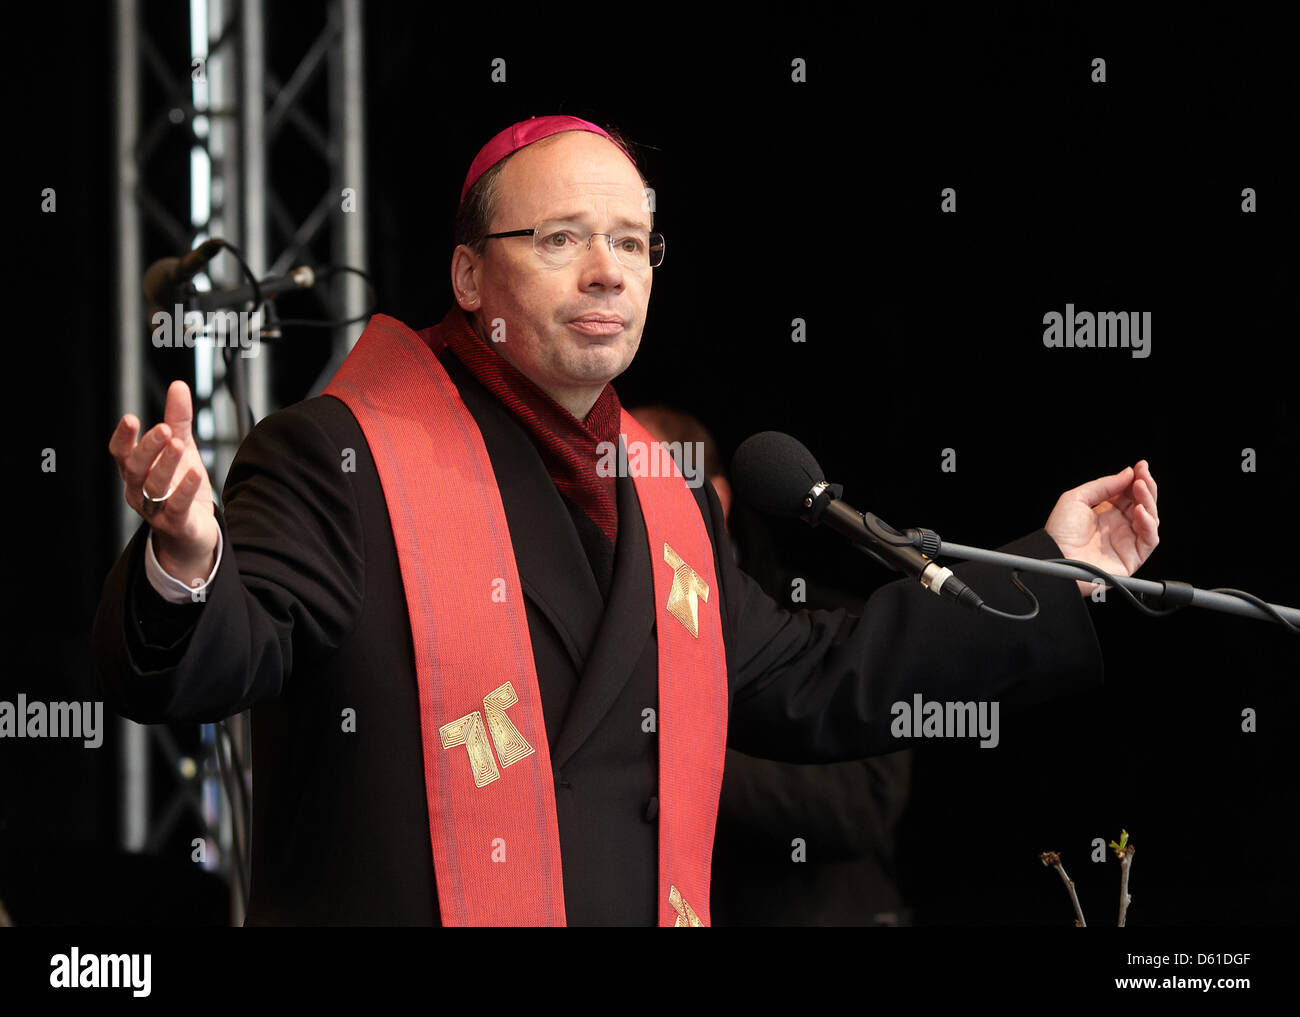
[
  {"xmin": 800, "ymin": 481, "xmax": 843, "ymax": 526},
  {"xmin": 857, "ymin": 512, "xmax": 926, "ymax": 573}
]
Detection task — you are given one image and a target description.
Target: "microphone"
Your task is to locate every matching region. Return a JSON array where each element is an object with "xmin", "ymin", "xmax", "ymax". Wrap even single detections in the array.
[
  {"xmin": 189, "ymin": 266, "xmax": 317, "ymax": 312},
  {"xmin": 731, "ymin": 431, "xmax": 984, "ymax": 610},
  {"xmin": 143, "ymin": 239, "xmax": 317, "ymax": 313},
  {"xmin": 142, "ymin": 238, "xmax": 227, "ymax": 308}
]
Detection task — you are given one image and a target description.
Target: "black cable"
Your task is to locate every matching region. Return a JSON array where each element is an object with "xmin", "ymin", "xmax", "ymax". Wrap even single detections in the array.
[
  {"xmin": 219, "ymin": 342, "xmax": 259, "ymax": 437},
  {"xmin": 959, "ymin": 553, "xmax": 1291, "ymax": 628},
  {"xmin": 1040, "ymin": 557, "xmax": 1183, "ymax": 617},
  {"xmin": 1205, "ymin": 586, "xmax": 1300, "ymax": 635},
  {"xmin": 273, "ymin": 264, "xmax": 379, "ymax": 327},
  {"xmin": 973, "ymin": 556, "xmax": 1185, "ymax": 622},
  {"xmin": 218, "ymin": 720, "xmax": 252, "ymax": 905},
  {"xmin": 212, "ymin": 720, "xmax": 249, "ymax": 910},
  {"xmin": 218, "ymin": 738, "xmax": 247, "ymax": 909},
  {"xmin": 217, "ymin": 721, "xmax": 251, "ymax": 844},
  {"xmin": 206, "ymin": 238, "xmax": 263, "ymax": 312},
  {"xmin": 214, "ymin": 259, "xmax": 378, "ymax": 437},
  {"xmin": 977, "ymin": 571, "xmax": 1040, "ymax": 620}
]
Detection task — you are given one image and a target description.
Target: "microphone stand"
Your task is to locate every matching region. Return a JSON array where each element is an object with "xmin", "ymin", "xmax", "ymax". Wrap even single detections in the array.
[{"xmin": 925, "ymin": 536, "xmax": 1300, "ymax": 627}]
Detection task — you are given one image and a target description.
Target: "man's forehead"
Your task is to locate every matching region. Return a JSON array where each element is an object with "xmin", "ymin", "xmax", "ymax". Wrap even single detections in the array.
[{"xmin": 495, "ymin": 134, "xmax": 647, "ymax": 221}]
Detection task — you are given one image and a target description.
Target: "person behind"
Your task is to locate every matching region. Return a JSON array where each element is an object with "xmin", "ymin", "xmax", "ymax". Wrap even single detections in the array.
[{"xmin": 629, "ymin": 404, "xmax": 913, "ymax": 925}]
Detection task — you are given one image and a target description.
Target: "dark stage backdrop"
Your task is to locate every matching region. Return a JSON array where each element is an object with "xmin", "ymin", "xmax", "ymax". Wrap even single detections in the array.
[{"xmin": 4, "ymin": 5, "xmax": 1296, "ymax": 927}]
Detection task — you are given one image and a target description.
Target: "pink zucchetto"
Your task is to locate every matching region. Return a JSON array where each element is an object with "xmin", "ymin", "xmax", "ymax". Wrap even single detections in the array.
[{"xmin": 459, "ymin": 114, "xmax": 637, "ymax": 204}]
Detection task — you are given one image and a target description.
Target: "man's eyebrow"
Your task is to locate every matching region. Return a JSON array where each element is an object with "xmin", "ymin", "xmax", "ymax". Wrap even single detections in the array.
[{"xmin": 545, "ymin": 212, "xmax": 651, "ymax": 231}]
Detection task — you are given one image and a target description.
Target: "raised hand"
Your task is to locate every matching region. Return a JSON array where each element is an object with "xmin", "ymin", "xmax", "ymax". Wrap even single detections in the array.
[
  {"xmin": 1045, "ymin": 461, "xmax": 1160, "ymax": 595},
  {"xmin": 108, "ymin": 380, "xmax": 219, "ymax": 586}
]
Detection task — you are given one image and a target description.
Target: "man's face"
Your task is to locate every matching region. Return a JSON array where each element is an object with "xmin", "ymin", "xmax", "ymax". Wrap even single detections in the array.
[{"xmin": 453, "ymin": 131, "xmax": 652, "ymax": 417}]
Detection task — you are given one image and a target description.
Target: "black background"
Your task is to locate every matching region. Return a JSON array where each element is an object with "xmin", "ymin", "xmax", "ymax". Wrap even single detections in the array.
[{"xmin": 3, "ymin": 3, "xmax": 1296, "ymax": 930}]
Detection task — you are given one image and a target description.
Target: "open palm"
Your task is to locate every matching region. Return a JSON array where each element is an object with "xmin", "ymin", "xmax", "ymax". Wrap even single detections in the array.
[{"xmin": 1045, "ymin": 461, "xmax": 1159, "ymax": 592}]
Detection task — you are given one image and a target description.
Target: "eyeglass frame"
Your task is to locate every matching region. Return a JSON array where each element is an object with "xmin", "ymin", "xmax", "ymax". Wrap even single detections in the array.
[{"xmin": 481, "ymin": 221, "xmax": 665, "ymax": 270}]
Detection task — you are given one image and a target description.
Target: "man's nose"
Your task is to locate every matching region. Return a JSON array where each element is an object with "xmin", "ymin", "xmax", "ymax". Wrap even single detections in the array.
[{"xmin": 578, "ymin": 234, "xmax": 624, "ymax": 287}]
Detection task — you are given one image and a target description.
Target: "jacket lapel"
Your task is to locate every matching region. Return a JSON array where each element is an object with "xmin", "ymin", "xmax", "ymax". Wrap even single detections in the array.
[
  {"xmin": 440, "ymin": 351, "xmax": 605, "ymax": 676},
  {"xmin": 549, "ymin": 457, "xmax": 656, "ymax": 772}
]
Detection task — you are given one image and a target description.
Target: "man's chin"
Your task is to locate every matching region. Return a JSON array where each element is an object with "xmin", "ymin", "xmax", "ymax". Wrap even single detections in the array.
[{"xmin": 561, "ymin": 334, "xmax": 637, "ymax": 378}]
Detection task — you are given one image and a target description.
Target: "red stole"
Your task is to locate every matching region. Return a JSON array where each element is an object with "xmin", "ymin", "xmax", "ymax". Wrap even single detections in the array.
[{"xmin": 323, "ymin": 313, "xmax": 728, "ymax": 926}]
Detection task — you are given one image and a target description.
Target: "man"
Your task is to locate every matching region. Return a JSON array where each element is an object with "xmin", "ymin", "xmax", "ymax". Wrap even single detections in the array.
[{"xmin": 97, "ymin": 115, "xmax": 1161, "ymax": 926}]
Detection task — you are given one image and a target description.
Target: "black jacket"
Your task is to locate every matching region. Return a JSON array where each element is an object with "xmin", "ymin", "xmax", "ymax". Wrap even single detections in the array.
[{"xmin": 94, "ymin": 343, "xmax": 1103, "ymax": 925}]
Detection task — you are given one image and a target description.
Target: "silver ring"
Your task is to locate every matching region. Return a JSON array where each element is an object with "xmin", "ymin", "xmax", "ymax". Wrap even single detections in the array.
[{"xmin": 140, "ymin": 484, "xmax": 177, "ymax": 516}]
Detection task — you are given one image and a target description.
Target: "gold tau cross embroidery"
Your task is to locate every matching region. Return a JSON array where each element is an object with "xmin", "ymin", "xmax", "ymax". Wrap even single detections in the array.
[
  {"xmin": 669, "ymin": 884, "xmax": 702, "ymax": 927},
  {"xmin": 663, "ymin": 543, "xmax": 710, "ymax": 638},
  {"xmin": 440, "ymin": 681, "xmax": 536, "ymax": 789}
]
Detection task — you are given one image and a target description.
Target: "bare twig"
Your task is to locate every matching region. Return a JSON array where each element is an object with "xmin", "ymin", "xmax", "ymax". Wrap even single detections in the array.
[
  {"xmin": 1117, "ymin": 845, "xmax": 1135, "ymax": 927},
  {"xmin": 1040, "ymin": 851, "xmax": 1087, "ymax": 927}
]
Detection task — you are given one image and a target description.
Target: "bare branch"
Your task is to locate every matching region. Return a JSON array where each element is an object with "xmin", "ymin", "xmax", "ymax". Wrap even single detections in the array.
[
  {"xmin": 1117, "ymin": 845, "xmax": 1135, "ymax": 927},
  {"xmin": 1040, "ymin": 851, "xmax": 1087, "ymax": 927}
]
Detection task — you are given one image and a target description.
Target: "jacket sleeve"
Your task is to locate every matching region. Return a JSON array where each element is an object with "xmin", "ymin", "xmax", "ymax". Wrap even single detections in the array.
[
  {"xmin": 715, "ymin": 748, "xmax": 912, "ymax": 862},
  {"xmin": 700, "ymin": 484, "xmax": 1105, "ymax": 764},
  {"xmin": 92, "ymin": 399, "xmax": 366, "ymax": 724}
]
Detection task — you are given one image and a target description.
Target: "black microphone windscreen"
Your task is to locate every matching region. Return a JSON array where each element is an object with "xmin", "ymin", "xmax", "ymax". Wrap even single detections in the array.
[
  {"xmin": 178, "ymin": 237, "xmax": 226, "ymax": 272},
  {"xmin": 142, "ymin": 257, "xmax": 181, "ymax": 307},
  {"xmin": 731, "ymin": 431, "xmax": 825, "ymax": 518}
]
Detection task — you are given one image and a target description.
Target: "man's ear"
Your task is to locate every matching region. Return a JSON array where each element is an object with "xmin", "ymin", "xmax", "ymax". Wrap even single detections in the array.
[{"xmin": 450, "ymin": 244, "xmax": 482, "ymax": 312}]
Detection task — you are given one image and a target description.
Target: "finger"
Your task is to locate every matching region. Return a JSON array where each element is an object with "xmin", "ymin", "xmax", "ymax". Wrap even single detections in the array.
[
  {"xmin": 1069, "ymin": 466, "xmax": 1133, "ymax": 507},
  {"xmin": 158, "ymin": 467, "xmax": 205, "ymax": 529},
  {"xmin": 142, "ymin": 438, "xmax": 186, "ymax": 502},
  {"xmin": 1132, "ymin": 477, "xmax": 1159, "ymax": 527},
  {"xmin": 121, "ymin": 422, "xmax": 173, "ymax": 487},
  {"xmin": 1136, "ymin": 459, "xmax": 1157, "ymax": 503},
  {"xmin": 108, "ymin": 415, "xmax": 141, "ymax": 475},
  {"xmin": 164, "ymin": 380, "xmax": 194, "ymax": 447},
  {"xmin": 1134, "ymin": 502, "xmax": 1160, "ymax": 562}
]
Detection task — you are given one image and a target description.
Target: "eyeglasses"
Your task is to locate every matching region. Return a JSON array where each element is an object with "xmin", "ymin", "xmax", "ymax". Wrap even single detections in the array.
[{"xmin": 483, "ymin": 220, "xmax": 666, "ymax": 270}]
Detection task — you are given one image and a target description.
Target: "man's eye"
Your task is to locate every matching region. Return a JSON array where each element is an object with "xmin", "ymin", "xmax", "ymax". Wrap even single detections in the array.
[
  {"xmin": 544, "ymin": 232, "xmax": 576, "ymax": 247},
  {"xmin": 617, "ymin": 236, "xmax": 645, "ymax": 253}
]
